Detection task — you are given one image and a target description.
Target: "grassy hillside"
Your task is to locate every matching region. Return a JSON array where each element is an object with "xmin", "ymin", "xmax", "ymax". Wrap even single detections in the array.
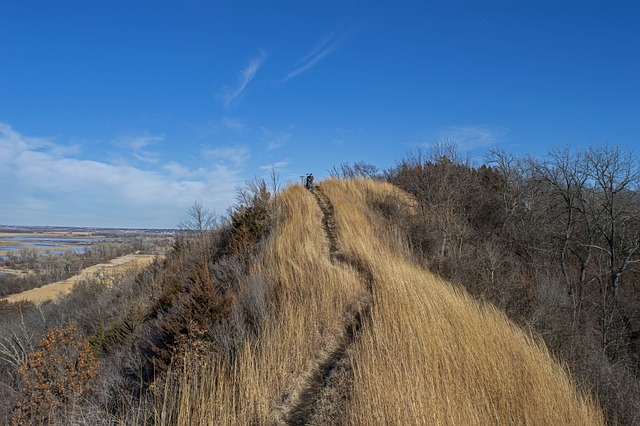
[{"xmin": 161, "ymin": 178, "xmax": 604, "ymax": 424}]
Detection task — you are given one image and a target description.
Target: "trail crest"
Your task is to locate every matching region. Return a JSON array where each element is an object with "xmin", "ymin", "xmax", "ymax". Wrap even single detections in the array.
[{"xmin": 275, "ymin": 185, "xmax": 373, "ymax": 426}]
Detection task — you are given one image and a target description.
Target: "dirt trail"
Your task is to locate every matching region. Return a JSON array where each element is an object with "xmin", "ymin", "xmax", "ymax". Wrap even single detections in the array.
[
  {"xmin": 1, "ymin": 254, "xmax": 158, "ymax": 305},
  {"xmin": 277, "ymin": 186, "xmax": 373, "ymax": 425}
]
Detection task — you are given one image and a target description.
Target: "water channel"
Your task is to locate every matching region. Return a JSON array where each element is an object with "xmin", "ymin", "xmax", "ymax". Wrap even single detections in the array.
[{"xmin": 0, "ymin": 236, "xmax": 97, "ymax": 259}]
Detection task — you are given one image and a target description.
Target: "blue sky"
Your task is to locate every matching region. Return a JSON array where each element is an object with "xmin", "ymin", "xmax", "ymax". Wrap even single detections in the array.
[{"xmin": 1, "ymin": 1, "xmax": 639, "ymax": 228}]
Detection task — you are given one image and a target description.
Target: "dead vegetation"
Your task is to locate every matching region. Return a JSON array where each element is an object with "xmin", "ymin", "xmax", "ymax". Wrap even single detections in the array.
[
  {"xmin": 323, "ymin": 179, "xmax": 602, "ymax": 424},
  {"xmin": 2, "ymin": 254, "xmax": 158, "ymax": 305},
  {"xmin": 155, "ymin": 178, "xmax": 603, "ymax": 425},
  {"xmin": 384, "ymin": 144, "xmax": 640, "ymax": 424},
  {"xmin": 0, "ymin": 153, "xmax": 627, "ymax": 424},
  {"xmin": 12, "ymin": 324, "xmax": 98, "ymax": 425}
]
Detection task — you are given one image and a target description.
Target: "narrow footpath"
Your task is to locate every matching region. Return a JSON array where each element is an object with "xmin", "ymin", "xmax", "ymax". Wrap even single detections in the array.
[{"xmin": 277, "ymin": 185, "xmax": 374, "ymax": 425}]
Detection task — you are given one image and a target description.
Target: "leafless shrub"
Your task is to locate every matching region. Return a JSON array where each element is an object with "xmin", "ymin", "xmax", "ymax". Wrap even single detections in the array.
[{"xmin": 329, "ymin": 161, "xmax": 380, "ymax": 180}]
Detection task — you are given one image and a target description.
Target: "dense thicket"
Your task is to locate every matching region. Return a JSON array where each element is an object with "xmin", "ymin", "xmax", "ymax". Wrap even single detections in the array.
[
  {"xmin": 377, "ymin": 144, "xmax": 640, "ymax": 424},
  {"xmin": 0, "ymin": 181, "xmax": 275, "ymax": 424}
]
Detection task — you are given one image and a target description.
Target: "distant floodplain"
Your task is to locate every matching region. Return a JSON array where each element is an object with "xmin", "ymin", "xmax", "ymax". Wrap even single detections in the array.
[{"xmin": 0, "ymin": 233, "xmax": 98, "ymax": 259}]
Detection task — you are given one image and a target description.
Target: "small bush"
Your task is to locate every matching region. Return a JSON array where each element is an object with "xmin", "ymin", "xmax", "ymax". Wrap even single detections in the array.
[{"xmin": 12, "ymin": 324, "xmax": 98, "ymax": 425}]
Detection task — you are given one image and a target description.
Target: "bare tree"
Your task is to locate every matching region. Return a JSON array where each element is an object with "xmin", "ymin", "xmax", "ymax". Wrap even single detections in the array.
[
  {"xmin": 268, "ymin": 165, "xmax": 281, "ymax": 195},
  {"xmin": 236, "ymin": 177, "xmax": 269, "ymax": 208},
  {"xmin": 486, "ymin": 148, "xmax": 528, "ymax": 224},
  {"xmin": 534, "ymin": 147, "xmax": 593, "ymax": 327},
  {"xmin": 179, "ymin": 201, "xmax": 217, "ymax": 234},
  {"xmin": 0, "ymin": 311, "xmax": 35, "ymax": 370},
  {"xmin": 428, "ymin": 139, "xmax": 467, "ymax": 166},
  {"xmin": 329, "ymin": 161, "xmax": 379, "ymax": 180},
  {"xmin": 583, "ymin": 145, "xmax": 640, "ymax": 351}
]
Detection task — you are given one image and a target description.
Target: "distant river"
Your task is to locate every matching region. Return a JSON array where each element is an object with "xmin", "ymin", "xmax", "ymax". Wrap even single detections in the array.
[{"xmin": 1, "ymin": 237, "xmax": 97, "ymax": 256}]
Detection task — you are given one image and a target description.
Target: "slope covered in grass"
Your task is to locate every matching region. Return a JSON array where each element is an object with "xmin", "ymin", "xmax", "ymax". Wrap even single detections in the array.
[
  {"xmin": 163, "ymin": 178, "xmax": 603, "ymax": 425},
  {"xmin": 323, "ymin": 179, "xmax": 603, "ymax": 424}
]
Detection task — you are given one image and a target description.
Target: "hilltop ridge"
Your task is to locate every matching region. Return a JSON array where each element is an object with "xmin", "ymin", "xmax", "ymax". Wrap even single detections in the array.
[
  {"xmin": 0, "ymin": 177, "xmax": 607, "ymax": 424},
  {"xmin": 162, "ymin": 178, "xmax": 604, "ymax": 424}
]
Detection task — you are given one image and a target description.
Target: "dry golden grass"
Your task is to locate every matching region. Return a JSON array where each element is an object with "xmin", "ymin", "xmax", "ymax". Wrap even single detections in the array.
[
  {"xmin": 1, "ymin": 254, "xmax": 159, "ymax": 305},
  {"xmin": 159, "ymin": 185, "xmax": 366, "ymax": 424},
  {"xmin": 322, "ymin": 178, "xmax": 603, "ymax": 425},
  {"xmin": 161, "ymin": 178, "xmax": 604, "ymax": 425}
]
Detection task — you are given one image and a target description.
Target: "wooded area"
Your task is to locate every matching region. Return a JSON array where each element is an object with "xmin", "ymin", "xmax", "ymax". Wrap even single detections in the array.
[{"xmin": 376, "ymin": 143, "xmax": 639, "ymax": 424}]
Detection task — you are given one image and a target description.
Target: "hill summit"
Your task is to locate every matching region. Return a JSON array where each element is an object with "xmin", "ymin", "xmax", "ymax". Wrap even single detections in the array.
[{"xmin": 162, "ymin": 178, "xmax": 603, "ymax": 424}]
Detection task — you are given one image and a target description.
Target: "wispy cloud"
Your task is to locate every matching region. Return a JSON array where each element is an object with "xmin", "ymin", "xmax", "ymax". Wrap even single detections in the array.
[
  {"xmin": 0, "ymin": 123, "xmax": 243, "ymax": 228},
  {"xmin": 260, "ymin": 126, "xmax": 293, "ymax": 150},
  {"xmin": 222, "ymin": 50, "xmax": 267, "ymax": 108},
  {"xmin": 116, "ymin": 133, "xmax": 163, "ymax": 151},
  {"xmin": 0, "ymin": 124, "xmax": 79, "ymax": 160},
  {"xmin": 219, "ymin": 117, "xmax": 245, "ymax": 131},
  {"xmin": 201, "ymin": 145, "xmax": 250, "ymax": 167},
  {"xmin": 114, "ymin": 132, "xmax": 164, "ymax": 164},
  {"xmin": 424, "ymin": 125, "xmax": 509, "ymax": 151},
  {"xmin": 258, "ymin": 161, "xmax": 289, "ymax": 170},
  {"xmin": 195, "ymin": 117, "xmax": 245, "ymax": 139},
  {"xmin": 282, "ymin": 30, "xmax": 348, "ymax": 82}
]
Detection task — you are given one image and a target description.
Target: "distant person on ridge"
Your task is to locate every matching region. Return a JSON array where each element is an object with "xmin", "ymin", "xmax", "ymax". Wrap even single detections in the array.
[{"xmin": 306, "ymin": 173, "xmax": 314, "ymax": 190}]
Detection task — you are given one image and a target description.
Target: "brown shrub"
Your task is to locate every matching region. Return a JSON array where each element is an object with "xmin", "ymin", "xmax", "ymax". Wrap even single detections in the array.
[{"xmin": 12, "ymin": 324, "xmax": 98, "ymax": 425}]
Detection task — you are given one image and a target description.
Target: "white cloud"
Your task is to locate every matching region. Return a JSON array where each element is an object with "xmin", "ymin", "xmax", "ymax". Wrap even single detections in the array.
[
  {"xmin": 202, "ymin": 146, "xmax": 250, "ymax": 167},
  {"xmin": 113, "ymin": 132, "xmax": 164, "ymax": 164},
  {"xmin": 220, "ymin": 117, "xmax": 245, "ymax": 131},
  {"xmin": 0, "ymin": 123, "xmax": 243, "ymax": 228},
  {"xmin": 49, "ymin": 143, "xmax": 81, "ymax": 158},
  {"xmin": 258, "ymin": 161, "xmax": 289, "ymax": 170},
  {"xmin": 0, "ymin": 123, "xmax": 26, "ymax": 170},
  {"xmin": 222, "ymin": 50, "xmax": 267, "ymax": 108},
  {"xmin": 424, "ymin": 125, "xmax": 509, "ymax": 151},
  {"xmin": 282, "ymin": 29, "xmax": 352, "ymax": 82},
  {"xmin": 260, "ymin": 126, "xmax": 292, "ymax": 150},
  {"xmin": 116, "ymin": 133, "xmax": 163, "ymax": 151},
  {"xmin": 164, "ymin": 161, "xmax": 192, "ymax": 178}
]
